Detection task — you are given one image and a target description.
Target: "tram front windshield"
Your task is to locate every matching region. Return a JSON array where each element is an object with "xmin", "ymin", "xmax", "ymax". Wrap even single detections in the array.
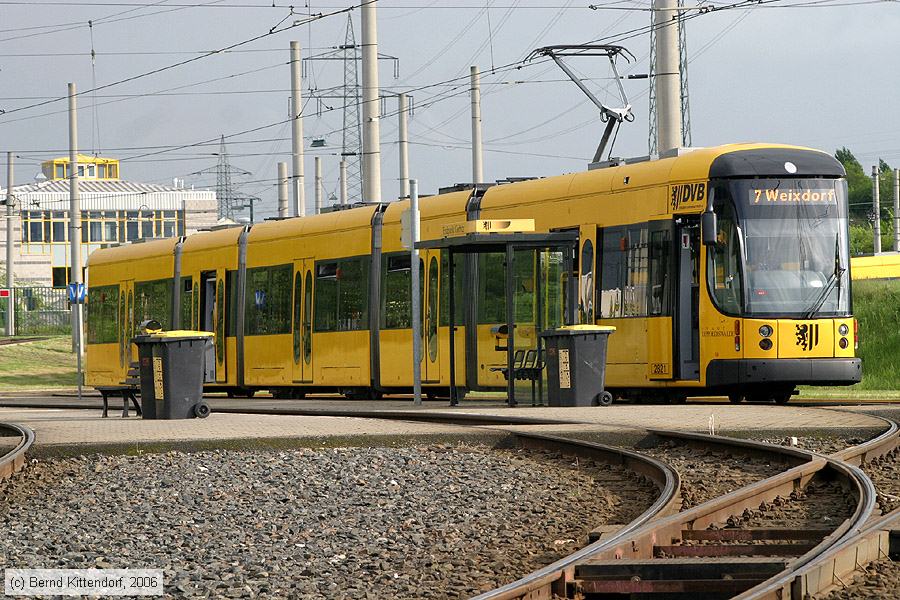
[{"xmin": 708, "ymin": 178, "xmax": 851, "ymax": 318}]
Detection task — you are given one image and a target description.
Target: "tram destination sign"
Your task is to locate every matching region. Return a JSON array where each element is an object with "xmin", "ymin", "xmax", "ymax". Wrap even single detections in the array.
[{"xmin": 749, "ymin": 187, "xmax": 837, "ymax": 205}]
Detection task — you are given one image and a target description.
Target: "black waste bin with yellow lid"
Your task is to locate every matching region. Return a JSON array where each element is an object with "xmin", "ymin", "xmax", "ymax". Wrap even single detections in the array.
[
  {"xmin": 540, "ymin": 325, "xmax": 616, "ymax": 407},
  {"xmin": 133, "ymin": 328, "xmax": 215, "ymax": 419}
]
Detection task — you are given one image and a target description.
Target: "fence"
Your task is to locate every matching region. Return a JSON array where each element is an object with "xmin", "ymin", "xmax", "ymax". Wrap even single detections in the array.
[{"xmin": 0, "ymin": 287, "xmax": 72, "ymax": 336}]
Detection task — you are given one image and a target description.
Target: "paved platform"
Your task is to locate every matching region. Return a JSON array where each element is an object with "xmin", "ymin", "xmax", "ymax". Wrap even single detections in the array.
[
  {"xmin": 0, "ymin": 407, "xmax": 496, "ymax": 457},
  {"xmin": 0, "ymin": 396, "xmax": 889, "ymax": 457}
]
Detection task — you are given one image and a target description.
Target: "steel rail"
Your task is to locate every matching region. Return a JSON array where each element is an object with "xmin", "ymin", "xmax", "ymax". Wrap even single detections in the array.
[
  {"xmin": 0, "ymin": 422, "xmax": 34, "ymax": 481},
  {"xmin": 474, "ymin": 429, "xmax": 826, "ymax": 600},
  {"xmin": 733, "ymin": 416, "xmax": 900, "ymax": 600},
  {"xmin": 472, "ymin": 431, "xmax": 681, "ymax": 600}
]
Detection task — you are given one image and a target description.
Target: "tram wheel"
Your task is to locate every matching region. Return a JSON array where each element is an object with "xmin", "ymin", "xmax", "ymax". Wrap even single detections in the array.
[
  {"xmin": 773, "ymin": 392, "xmax": 792, "ymax": 405},
  {"xmin": 728, "ymin": 394, "xmax": 745, "ymax": 404},
  {"xmin": 594, "ymin": 391, "xmax": 614, "ymax": 407}
]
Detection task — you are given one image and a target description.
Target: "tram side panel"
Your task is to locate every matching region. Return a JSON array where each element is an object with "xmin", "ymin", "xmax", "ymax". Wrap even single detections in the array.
[
  {"xmin": 379, "ymin": 193, "xmax": 469, "ymax": 394},
  {"xmin": 178, "ymin": 227, "xmax": 245, "ymax": 390},
  {"xmin": 85, "ymin": 239, "xmax": 180, "ymax": 387},
  {"xmin": 242, "ymin": 208, "xmax": 376, "ymax": 393}
]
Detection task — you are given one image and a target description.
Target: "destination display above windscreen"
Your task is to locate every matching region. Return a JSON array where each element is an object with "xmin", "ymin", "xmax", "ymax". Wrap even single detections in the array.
[{"xmin": 748, "ymin": 186, "xmax": 838, "ymax": 205}]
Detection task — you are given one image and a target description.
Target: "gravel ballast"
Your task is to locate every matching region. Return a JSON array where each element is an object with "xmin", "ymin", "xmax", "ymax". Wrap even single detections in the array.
[
  {"xmin": 0, "ymin": 445, "xmax": 656, "ymax": 599},
  {"xmin": 638, "ymin": 441, "xmax": 790, "ymax": 510}
]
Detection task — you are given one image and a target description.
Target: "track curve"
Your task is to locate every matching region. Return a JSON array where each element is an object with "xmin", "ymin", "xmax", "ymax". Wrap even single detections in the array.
[{"xmin": 0, "ymin": 422, "xmax": 34, "ymax": 481}]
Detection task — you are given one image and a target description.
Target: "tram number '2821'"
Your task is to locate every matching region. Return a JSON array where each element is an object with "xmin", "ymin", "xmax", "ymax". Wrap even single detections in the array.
[
  {"xmin": 670, "ymin": 182, "xmax": 706, "ymax": 211},
  {"xmin": 650, "ymin": 363, "xmax": 669, "ymax": 375}
]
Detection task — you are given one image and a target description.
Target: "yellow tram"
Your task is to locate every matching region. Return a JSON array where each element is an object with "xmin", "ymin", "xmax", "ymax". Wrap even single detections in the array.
[{"xmin": 86, "ymin": 143, "xmax": 860, "ymax": 403}]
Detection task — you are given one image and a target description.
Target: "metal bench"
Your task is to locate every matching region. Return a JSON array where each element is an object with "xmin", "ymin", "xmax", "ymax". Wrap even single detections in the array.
[
  {"xmin": 95, "ymin": 361, "xmax": 142, "ymax": 418},
  {"xmin": 491, "ymin": 349, "xmax": 545, "ymax": 405}
]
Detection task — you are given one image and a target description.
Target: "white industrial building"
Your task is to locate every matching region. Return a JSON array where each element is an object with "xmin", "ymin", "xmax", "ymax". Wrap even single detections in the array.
[{"xmin": 1, "ymin": 154, "xmax": 217, "ymax": 287}]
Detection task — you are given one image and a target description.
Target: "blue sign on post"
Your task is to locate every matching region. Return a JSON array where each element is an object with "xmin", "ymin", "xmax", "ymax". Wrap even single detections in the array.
[{"xmin": 67, "ymin": 282, "xmax": 87, "ymax": 304}]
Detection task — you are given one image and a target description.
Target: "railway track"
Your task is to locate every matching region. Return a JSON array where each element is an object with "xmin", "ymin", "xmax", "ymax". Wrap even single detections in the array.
[
  {"xmin": 474, "ymin": 420, "xmax": 898, "ymax": 600},
  {"xmin": 0, "ymin": 422, "xmax": 34, "ymax": 481},
  {"xmin": 1, "ymin": 400, "xmax": 896, "ymax": 599},
  {"xmin": 733, "ymin": 418, "xmax": 900, "ymax": 600},
  {"xmin": 0, "ymin": 337, "xmax": 47, "ymax": 347}
]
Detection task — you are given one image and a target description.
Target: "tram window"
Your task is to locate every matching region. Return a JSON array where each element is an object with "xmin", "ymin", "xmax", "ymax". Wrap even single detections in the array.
[
  {"xmin": 245, "ymin": 264, "xmax": 292, "ymax": 335},
  {"xmin": 180, "ymin": 277, "xmax": 193, "ymax": 330},
  {"xmin": 314, "ymin": 257, "xmax": 370, "ymax": 332},
  {"xmin": 648, "ymin": 229, "xmax": 672, "ymax": 316},
  {"xmin": 599, "ymin": 225, "xmax": 650, "ymax": 317},
  {"xmin": 624, "ymin": 226, "xmax": 649, "ymax": 316},
  {"xmin": 134, "ymin": 279, "xmax": 173, "ymax": 330},
  {"xmin": 226, "ymin": 270, "xmax": 238, "ymax": 336},
  {"xmin": 382, "ymin": 254, "xmax": 412, "ymax": 329},
  {"xmin": 707, "ymin": 196, "xmax": 743, "ymax": 314},
  {"xmin": 579, "ymin": 240, "xmax": 594, "ymax": 323},
  {"xmin": 86, "ymin": 285, "xmax": 119, "ymax": 344},
  {"xmin": 215, "ymin": 279, "xmax": 225, "ymax": 360},
  {"xmin": 599, "ymin": 227, "xmax": 626, "ymax": 318},
  {"xmin": 439, "ymin": 250, "xmax": 464, "ymax": 326}
]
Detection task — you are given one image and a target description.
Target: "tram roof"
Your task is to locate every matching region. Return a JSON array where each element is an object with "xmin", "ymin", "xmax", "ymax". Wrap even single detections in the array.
[
  {"xmin": 87, "ymin": 236, "xmax": 180, "ymax": 267},
  {"xmin": 480, "ymin": 143, "xmax": 842, "ymax": 210},
  {"xmin": 181, "ymin": 225, "xmax": 246, "ymax": 253},
  {"xmin": 246, "ymin": 203, "xmax": 379, "ymax": 244}
]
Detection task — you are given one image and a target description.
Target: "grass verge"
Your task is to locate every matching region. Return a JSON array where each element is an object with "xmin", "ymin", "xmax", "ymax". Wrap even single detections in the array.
[{"xmin": 0, "ymin": 336, "xmax": 77, "ymax": 391}]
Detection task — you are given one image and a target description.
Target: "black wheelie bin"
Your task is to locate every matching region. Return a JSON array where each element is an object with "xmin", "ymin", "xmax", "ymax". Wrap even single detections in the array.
[
  {"xmin": 134, "ymin": 327, "xmax": 215, "ymax": 419},
  {"xmin": 541, "ymin": 325, "xmax": 616, "ymax": 407}
]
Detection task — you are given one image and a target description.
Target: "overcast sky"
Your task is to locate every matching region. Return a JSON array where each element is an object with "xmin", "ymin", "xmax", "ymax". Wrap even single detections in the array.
[{"xmin": 0, "ymin": 0, "xmax": 897, "ymax": 220}]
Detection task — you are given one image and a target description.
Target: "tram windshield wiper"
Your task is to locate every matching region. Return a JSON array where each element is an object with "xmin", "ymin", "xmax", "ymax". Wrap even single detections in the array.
[{"xmin": 802, "ymin": 262, "xmax": 845, "ymax": 320}]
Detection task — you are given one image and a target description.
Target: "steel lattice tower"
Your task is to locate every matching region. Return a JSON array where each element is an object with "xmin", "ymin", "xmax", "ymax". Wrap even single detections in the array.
[
  {"xmin": 341, "ymin": 16, "xmax": 363, "ymax": 203},
  {"xmin": 648, "ymin": 0, "xmax": 692, "ymax": 154},
  {"xmin": 216, "ymin": 135, "xmax": 237, "ymax": 220}
]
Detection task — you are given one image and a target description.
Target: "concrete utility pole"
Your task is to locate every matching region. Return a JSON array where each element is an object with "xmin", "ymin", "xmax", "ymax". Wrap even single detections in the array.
[
  {"xmin": 314, "ymin": 156, "xmax": 323, "ymax": 214},
  {"xmin": 277, "ymin": 162, "xmax": 289, "ymax": 218},
  {"xmin": 360, "ymin": 0, "xmax": 382, "ymax": 203},
  {"xmin": 470, "ymin": 66, "xmax": 484, "ymax": 184},
  {"xmin": 68, "ymin": 83, "xmax": 84, "ymax": 404},
  {"xmin": 290, "ymin": 41, "xmax": 306, "ymax": 217},
  {"xmin": 873, "ymin": 165, "xmax": 882, "ymax": 255},
  {"xmin": 398, "ymin": 93, "xmax": 410, "ymax": 198},
  {"xmin": 340, "ymin": 160, "xmax": 348, "ymax": 206},
  {"xmin": 894, "ymin": 168, "xmax": 899, "ymax": 252},
  {"xmin": 5, "ymin": 152, "xmax": 15, "ymax": 336},
  {"xmin": 410, "ymin": 179, "xmax": 422, "ymax": 406},
  {"xmin": 653, "ymin": 0, "xmax": 683, "ymax": 154}
]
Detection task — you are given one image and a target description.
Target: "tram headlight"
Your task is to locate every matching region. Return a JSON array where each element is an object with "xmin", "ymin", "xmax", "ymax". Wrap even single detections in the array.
[
  {"xmin": 839, "ymin": 337, "xmax": 849, "ymax": 349},
  {"xmin": 758, "ymin": 325, "xmax": 773, "ymax": 338},
  {"xmin": 838, "ymin": 323, "xmax": 849, "ymax": 336},
  {"xmin": 759, "ymin": 338, "xmax": 773, "ymax": 351}
]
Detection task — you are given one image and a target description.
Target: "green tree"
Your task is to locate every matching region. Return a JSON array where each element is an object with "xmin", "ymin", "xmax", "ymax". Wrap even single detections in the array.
[{"xmin": 835, "ymin": 147, "xmax": 871, "ymax": 222}]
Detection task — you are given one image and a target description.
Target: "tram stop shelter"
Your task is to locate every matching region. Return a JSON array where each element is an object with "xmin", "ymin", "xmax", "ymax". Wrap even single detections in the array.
[{"xmin": 416, "ymin": 222, "xmax": 578, "ymax": 407}]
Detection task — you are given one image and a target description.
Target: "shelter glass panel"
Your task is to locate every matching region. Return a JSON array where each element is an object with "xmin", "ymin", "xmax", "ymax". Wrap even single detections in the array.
[
  {"xmin": 439, "ymin": 250, "xmax": 464, "ymax": 326},
  {"xmin": 477, "ymin": 252, "xmax": 506, "ymax": 324}
]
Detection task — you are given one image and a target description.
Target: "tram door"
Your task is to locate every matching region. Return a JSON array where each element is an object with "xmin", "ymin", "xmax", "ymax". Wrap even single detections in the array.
[
  {"xmin": 200, "ymin": 270, "xmax": 226, "ymax": 383},
  {"xmin": 292, "ymin": 258, "xmax": 314, "ymax": 383},
  {"xmin": 422, "ymin": 250, "xmax": 441, "ymax": 383},
  {"xmin": 675, "ymin": 221, "xmax": 700, "ymax": 379},
  {"xmin": 118, "ymin": 279, "xmax": 134, "ymax": 372}
]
